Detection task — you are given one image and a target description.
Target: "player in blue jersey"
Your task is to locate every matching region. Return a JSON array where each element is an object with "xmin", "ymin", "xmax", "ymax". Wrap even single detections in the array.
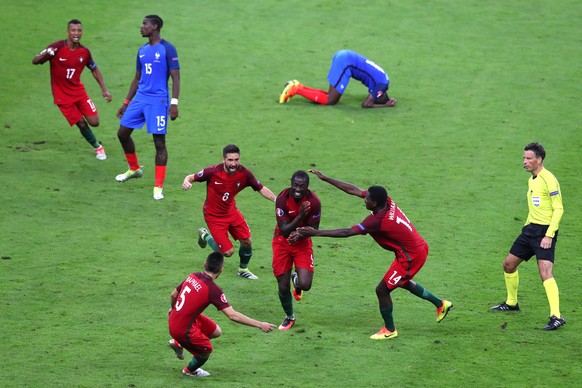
[
  {"xmin": 115, "ymin": 15, "xmax": 181, "ymax": 200},
  {"xmin": 279, "ymin": 49, "xmax": 396, "ymax": 108}
]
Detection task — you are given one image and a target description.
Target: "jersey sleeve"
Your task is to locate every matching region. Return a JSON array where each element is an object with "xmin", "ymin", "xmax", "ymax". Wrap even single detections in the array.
[
  {"xmin": 84, "ymin": 47, "xmax": 97, "ymax": 71},
  {"xmin": 308, "ymin": 192, "xmax": 322, "ymax": 226},
  {"xmin": 208, "ymin": 283, "xmax": 230, "ymax": 311},
  {"xmin": 135, "ymin": 51, "xmax": 141, "ymax": 72},
  {"xmin": 241, "ymin": 166, "xmax": 264, "ymax": 191},
  {"xmin": 162, "ymin": 41, "xmax": 180, "ymax": 71},
  {"xmin": 192, "ymin": 166, "xmax": 213, "ymax": 183},
  {"xmin": 275, "ymin": 191, "xmax": 290, "ymax": 222},
  {"xmin": 546, "ymin": 177, "xmax": 564, "ymax": 238},
  {"xmin": 352, "ymin": 213, "xmax": 380, "ymax": 235}
]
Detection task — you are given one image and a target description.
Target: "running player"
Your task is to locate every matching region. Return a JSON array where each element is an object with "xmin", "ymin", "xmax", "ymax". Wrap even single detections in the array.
[
  {"xmin": 182, "ymin": 144, "xmax": 276, "ymax": 280},
  {"xmin": 32, "ymin": 19, "xmax": 112, "ymax": 160},
  {"xmin": 295, "ymin": 170, "xmax": 452, "ymax": 340},
  {"xmin": 272, "ymin": 170, "xmax": 321, "ymax": 330}
]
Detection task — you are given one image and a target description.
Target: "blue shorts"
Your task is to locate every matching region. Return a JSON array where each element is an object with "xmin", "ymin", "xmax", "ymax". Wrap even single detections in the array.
[
  {"xmin": 120, "ymin": 99, "xmax": 169, "ymax": 134},
  {"xmin": 327, "ymin": 50, "xmax": 389, "ymax": 100},
  {"xmin": 327, "ymin": 50, "xmax": 353, "ymax": 94}
]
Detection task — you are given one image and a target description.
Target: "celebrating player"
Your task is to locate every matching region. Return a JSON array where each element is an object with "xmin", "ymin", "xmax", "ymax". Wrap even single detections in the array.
[
  {"xmin": 182, "ymin": 144, "xmax": 276, "ymax": 280},
  {"xmin": 272, "ymin": 170, "xmax": 321, "ymax": 330},
  {"xmin": 115, "ymin": 15, "xmax": 180, "ymax": 200},
  {"xmin": 279, "ymin": 49, "xmax": 396, "ymax": 108},
  {"xmin": 294, "ymin": 170, "xmax": 452, "ymax": 340},
  {"xmin": 32, "ymin": 19, "xmax": 112, "ymax": 160},
  {"xmin": 168, "ymin": 252, "xmax": 276, "ymax": 378}
]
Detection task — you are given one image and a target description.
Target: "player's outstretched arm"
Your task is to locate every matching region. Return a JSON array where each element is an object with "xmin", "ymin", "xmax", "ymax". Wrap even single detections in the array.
[
  {"xmin": 182, "ymin": 173, "xmax": 197, "ymax": 190},
  {"xmin": 294, "ymin": 226, "xmax": 358, "ymax": 241},
  {"xmin": 308, "ymin": 169, "xmax": 363, "ymax": 197},
  {"xmin": 32, "ymin": 47, "xmax": 57, "ymax": 65},
  {"xmin": 221, "ymin": 306, "xmax": 276, "ymax": 332},
  {"xmin": 259, "ymin": 186, "xmax": 276, "ymax": 202}
]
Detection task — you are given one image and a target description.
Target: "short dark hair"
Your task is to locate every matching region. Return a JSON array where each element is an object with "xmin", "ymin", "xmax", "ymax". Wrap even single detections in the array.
[
  {"xmin": 204, "ymin": 252, "xmax": 224, "ymax": 274},
  {"xmin": 145, "ymin": 14, "xmax": 163, "ymax": 30},
  {"xmin": 368, "ymin": 186, "xmax": 388, "ymax": 207},
  {"xmin": 223, "ymin": 144, "xmax": 240, "ymax": 157},
  {"xmin": 524, "ymin": 142, "xmax": 546, "ymax": 160},
  {"xmin": 291, "ymin": 170, "xmax": 309, "ymax": 185},
  {"xmin": 68, "ymin": 19, "xmax": 82, "ymax": 27}
]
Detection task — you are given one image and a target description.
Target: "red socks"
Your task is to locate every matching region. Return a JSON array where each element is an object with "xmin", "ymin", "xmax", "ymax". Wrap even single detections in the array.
[
  {"xmin": 296, "ymin": 86, "xmax": 329, "ymax": 105},
  {"xmin": 155, "ymin": 165, "xmax": 167, "ymax": 188},
  {"xmin": 124, "ymin": 153, "xmax": 166, "ymax": 188},
  {"xmin": 125, "ymin": 153, "xmax": 140, "ymax": 171}
]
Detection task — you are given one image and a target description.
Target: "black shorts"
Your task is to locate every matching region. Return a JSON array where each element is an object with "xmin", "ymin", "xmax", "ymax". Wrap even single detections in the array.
[{"xmin": 509, "ymin": 224, "xmax": 558, "ymax": 262}]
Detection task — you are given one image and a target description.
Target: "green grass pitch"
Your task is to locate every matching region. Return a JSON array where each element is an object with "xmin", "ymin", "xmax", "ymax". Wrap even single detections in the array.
[{"xmin": 1, "ymin": 1, "xmax": 581, "ymax": 386}]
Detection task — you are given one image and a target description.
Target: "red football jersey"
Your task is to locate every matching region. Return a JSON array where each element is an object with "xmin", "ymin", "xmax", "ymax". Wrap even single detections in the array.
[
  {"xmin": 45, "ymin": 40, "xmax": 97, "ymax": 104},
  {"xmin": 193, "ymin": 164, "xmax": 264, "ymax": 218},
  {"xmin": 168, "ymin": 272, "xmax": 230, "ymax": 338},
  {"xmin": 274, "ymin": 188, "xmax": 321, "ymax": 237},
  {"xmin": 351, "ymin": 192, "xmax": 428, "ymax": 258}
]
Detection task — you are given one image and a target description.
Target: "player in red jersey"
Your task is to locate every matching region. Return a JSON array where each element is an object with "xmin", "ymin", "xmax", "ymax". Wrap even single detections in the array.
[
  {"xmin": 272, "ymin": 170, "xmax": 321, "ymax": 330},
  {"xmin": 295, "ymin": 170, "xmax": 452, "ymax": 340},
  {"xmin": 168, "ymin": 252, "xmax": 276, "ymax": 378},
  {"xmin": 32, "ymin": 19, "xmax": 112, "ymax": 160},
  {"xmin": 182, "ymin": 144, "xmax": 276, "ymax": 280}
]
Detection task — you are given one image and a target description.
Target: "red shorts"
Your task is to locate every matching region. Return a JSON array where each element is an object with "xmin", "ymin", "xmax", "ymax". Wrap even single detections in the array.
[
  {"xmin": 57, "ymin": 94, "xmax": 98, "ymax": 126},
  {"xmin": 272, "ymin": 235, "xmax": 314, "ymax": 277},
  {"xmin": 205, "ymin": 210, "xmax": 250, "ymax": 253},
  {"xmin": 170, "ymin": 314, "xmax": 217, "ymax": 357},
  {"xmin": 383, "ymin": 244, "xmax": 428, "ymax": 290}
]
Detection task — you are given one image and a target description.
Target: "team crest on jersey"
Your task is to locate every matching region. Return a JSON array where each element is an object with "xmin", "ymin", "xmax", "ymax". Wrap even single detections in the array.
[
  {"xmin": 155, "ymin": 52, "xmax": 161, "ymax": 62},
  {"xmin": 236, "ymin": 182, "xmax": 241, "ymax": 188},
  {"xmin": 220, "ymin": 294, "xmax": 228, "ymax": 304},
  {"xmin": 79, "ymin": 57, "xmax": 83, "ymax": 63},
  {"xmin": 532, "ymin": 196, "xmax": 541, "ymax": 207},
  {"xmin": 197, "ymin": 170, "xmax": 204, "ymax": 177},
  {"xmin": 276, "ymin": 208, "xmax": 284, "ymax": 217}
]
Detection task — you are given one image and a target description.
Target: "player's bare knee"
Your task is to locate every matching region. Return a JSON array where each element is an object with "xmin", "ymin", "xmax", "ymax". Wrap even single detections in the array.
[
  {"xmin": 87, "ymin": 117, "xmax": 100, "ymax": 127},
  {"xmin": 210, "ymin": 325, "xmax": 222, "ymax": 339},
  {"xmin": 375, "ymin": 281, "xmax": 390, "ymax": 297},
  {"xmin": 502, "ymin": 261, "xmax": 517, "ymax": 273},
  {"xmin": 298, "ymin": 278, "xmax": 312, "ymax": 291},
  {"xmin": 223, "ymin": 249, "xmax": 235, "ymax": 257}
]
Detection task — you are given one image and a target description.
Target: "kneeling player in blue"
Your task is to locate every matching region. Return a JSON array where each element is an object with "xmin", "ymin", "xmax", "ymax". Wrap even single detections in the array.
[{"xmin": 279, "ymin": 49, "xmax": 396, "ymax": 108}]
